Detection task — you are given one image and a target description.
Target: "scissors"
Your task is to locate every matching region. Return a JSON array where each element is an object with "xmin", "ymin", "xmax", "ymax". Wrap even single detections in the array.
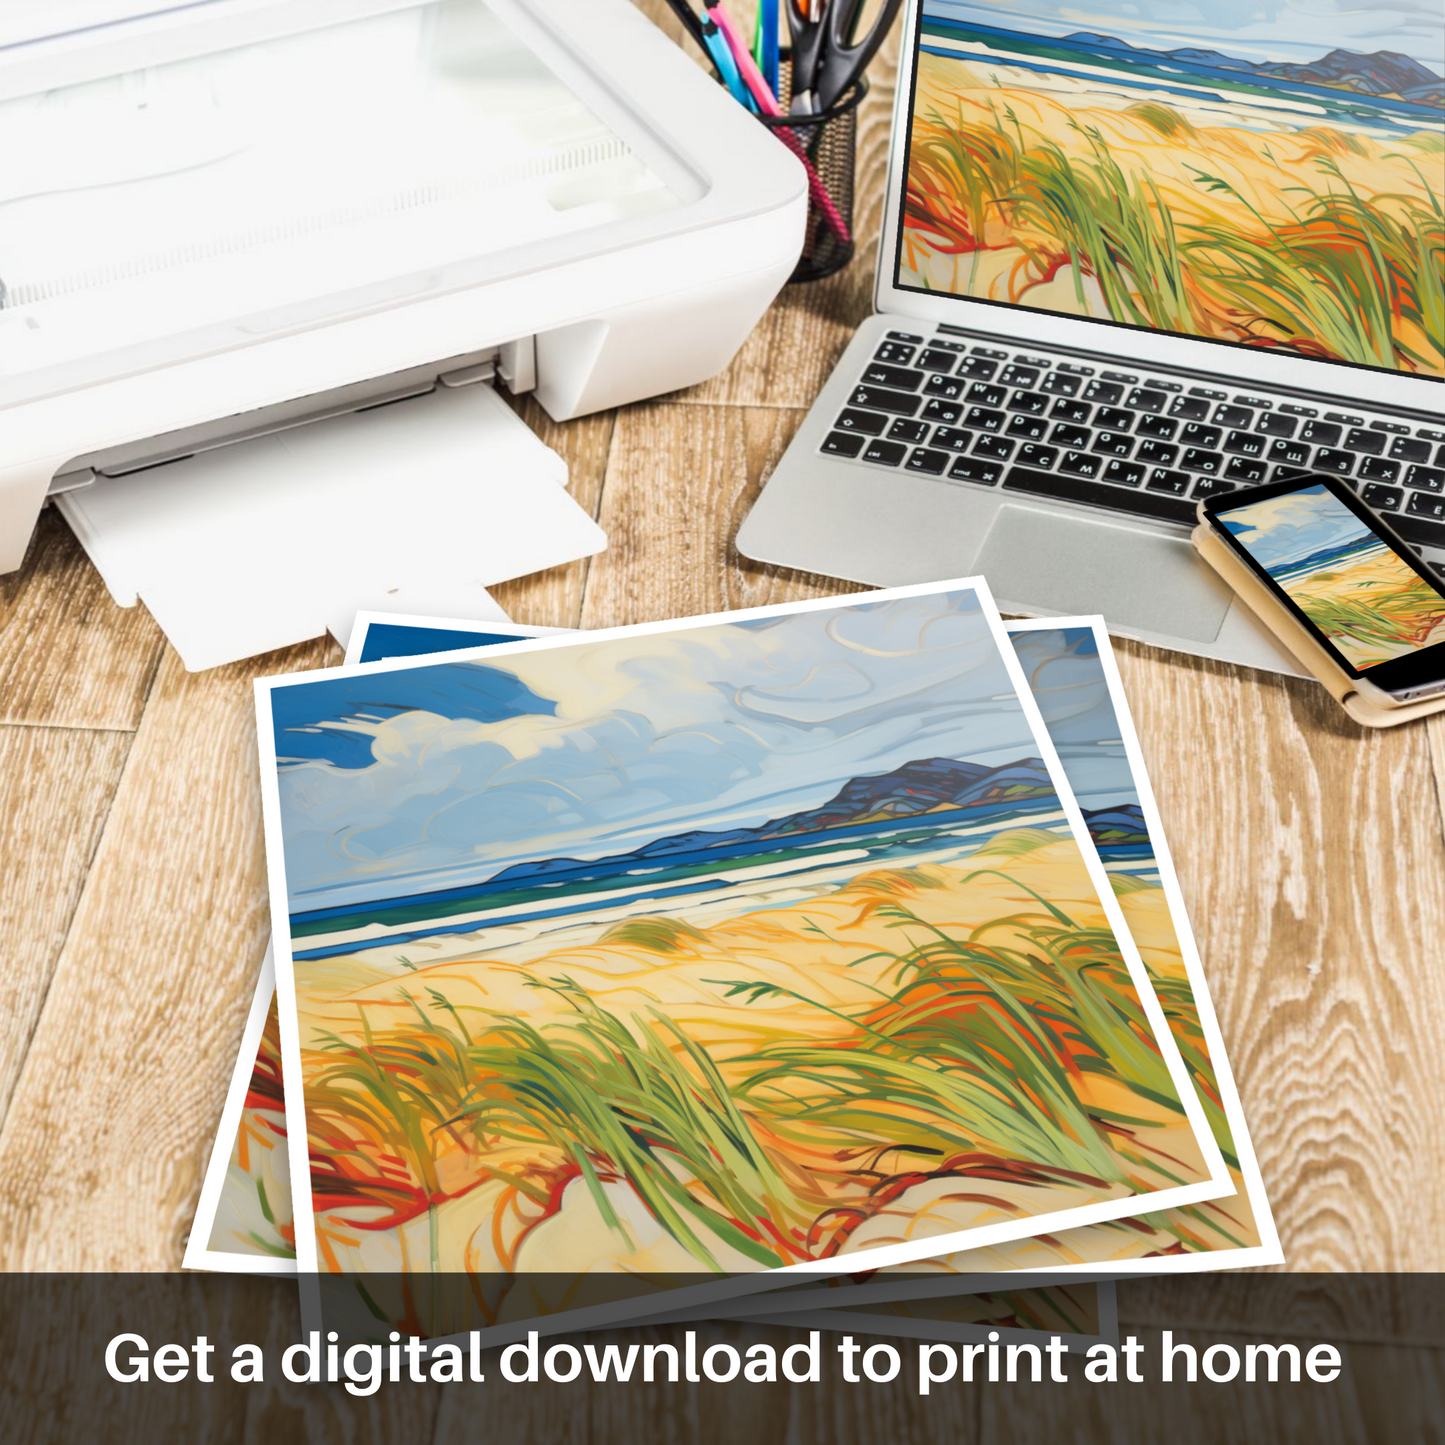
[{"xmin": 786, "ymin": 0, "xmax": 903, "ymax": 113}]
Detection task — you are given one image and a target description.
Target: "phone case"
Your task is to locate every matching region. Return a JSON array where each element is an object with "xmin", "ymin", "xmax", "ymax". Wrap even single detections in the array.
[{"xmin": 1192, "ymin": 522, "xmax": 1445, "ymax": 729}]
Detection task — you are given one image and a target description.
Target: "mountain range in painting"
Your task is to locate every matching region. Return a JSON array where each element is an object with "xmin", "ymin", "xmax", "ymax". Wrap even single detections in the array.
[{"xmin": 1061, "ymin": 33, "xmax": 1443, "ymax": 106}]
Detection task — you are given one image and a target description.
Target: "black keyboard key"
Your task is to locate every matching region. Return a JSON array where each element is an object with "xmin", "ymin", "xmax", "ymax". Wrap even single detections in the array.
[
  {"xmin": 1300, "ymin": 420, "xmax": 1341, "ymax": 447},
  {"xmin": 974, "ymin": 435, "xmax": 1015, "ymax": 462},
  {"xmin": 1314, "ymin": 448, "xmax": 1354, "ymax": 476},
  {"xmin": 1126, "ymin": 388, "xmax": 1167, "ymax": 413},
  {"xmin": 948, "ymin": 457, "xmax": 1003, "ymax": 486},
  {"xmin": 1136, "ymin": 440, "xmax": 1179, "ymax": 467},
  {"xmin": 861, "ymin": 438, "xmax": 907, "ymax": 467},
  {"xmin": 970, "ymin": 345, "xmax": 1008, "ymax": 359},
  {"xmin": 874, "ymin": 342, "xmax": 917, "ymax": 365},
  {"xmin": 863, "ymin": 363, "xmax": 925, "ymax": 390},
  {"xmin": 1095, "ymin": 406, "xmax": 1134, "ymax": 432},
  {"xmin": 906, "ymin": 447, "xmax": 950, "ymax": 476},
  {"xmin": 917, "ymin": 348, "xmax": 959, "ymax": 373},
  {"xmin": 1407, "ymin": 491, "xmax": 1445, "ymax": 521},
  {"xmin": 1004, "ymin": 465, "xmax": 1196, "ymax": 524},
  {"xmin": 1051, "ymin": 423, "xmax": 1091, "ymax": 449},
  {"xmin": 1060, "ymin": 450, "xmax": 1103, "ymax": 478},
  {"xmin": 922, "ymin": 398, "xmax": 962, "ymax": 425},
  {"xmin": 1006, "ymin": 414, "xmax": 1049, "ymax": 441},
  {"xmin": 1041, "ymin": 372, "xmax": 1081, "ymax": 397},
  {"xmin": 1169, "ymin": 395, "xmax": 1211, "ymax": 421},
  {"xmin": 835, "ymin": 408, "xmax": 889, "ymax": 435},
  {"xmin": 1257, "ymin": 413, "xmax": 1298, "ymax": 438},
  {"xmin": 1103, "ymin": 459, "xmax": 1145, "ymax": 487},
  {"xmin": 1192, "ymin": 477, "xmax": 1235, "ymax": 499},
  {"xmin": 1181, "ymin": 448, "xmax": 1223, "ymax": 475},
  {"xmin": 967, "ymin": 383, "xmax": 1008, "ymax": 407},
  {"xmin": 1008, "ymin": 390, "xmax": 1050, "ymax": 415},
  {"xmin": 1362, "ymin": 483, "xmax": 1403, "ymax": 511},
  {"xmin": 1083, "ymin": 380, "xmax": 1123, "ymax": 404},
  {"xmin": 887, "ymin": 418, "xmax": 931, "ymax": 444},
  {"xmin": 850, "ymin": 385, "xmax": 921, "ymax": 417},
  {"xmin": 933, "ymin": 340, "xmax": 969, "ymax": 353},
  {"xmin": 1393, "ymin": 513, "xmax": 1445, "ymax": 551},
  {"xmin": 1223, "ymin": 430, "xmax": 1267, "ymax": 458},
  {"xmin": 965, "ymin": 407, "xmax": 1006, "ymax": 432},
  {"xmin": 1225, "ymin": 457, "xmax": 1268, "ymax": 483},
  {"xmin": 1359, "ymin": 457, "xmax": 1400, "ymax": 483},
  {"xmin": 821, "ymin": 431, "xmax": 865, "ymax": 457},
  {"xmin": 1424, "ymin": 429, "xmax": 1445, "ymax": 442},
  {"xmin": 1017, "ymin": 444, "xmax": 1059, "ymax": 469},
  {"xmin": 1269, "ymin": 438, "xmax": 1311, "ymax": 467},
  {"xmin": 1407, "ymin": 465, "xmax": 1445, "ymax": 493},
  {"xmin": 1280, "ymin": 403, "xmax": 1317, "ymax": 417},
  {"xmin": 924, "ymin": 374, "xmax": 966, "ymax": 401},
  {"xmin": 1345, "ymin": 428, "xmax": 1385, "ymax": 456},
  {"xmin": 930, "ymin": 427, "xmax": 974, "ymax": 453},
  {"xmin": 1136, "ymin": 414, "xmax": 1178, "ymax": 440},
  {"xmin": 1147, "ymin": 469, "xmax": 1191, "ymax": 495},
  {"xmin": 1273, "ymin": 465, "xmax": 1316, "ymax": 482},
  {"xmin": 887, "ymin": 330, "xmax": 923, "ymax": 343},
  {"xmin": 1325, "ymin": 411, "xmax": 1363, "ymax": 427},
  {"xmin": 1102, "ymin": 370, "xmax": 1137, "ymax": 384},
  {"xmin": 1391, "ymin": 436, "xmax": 1432, "ymax": 463},
  {"xmin": 1215, "ymin": 404, "xmax": 1254, "ymax": 429},
  {"xmin": 1180, "ymin": 423, "xmax": 1222, "ymax": 449},
  {"xmin": 998, "ymin": 364, "xmax": 1040, "ymax": 388},
  {"xmin": 1437, "ymin": 445, "xmax": 1445, "ymax": 466},
  {"xmin": 1092, "ymin": 432, "xmax": 1134, "ymax": 458},
  {"xmin": 957, "ymin": 356, "xmax": 999, "ymax": 379},
  {"xmin": 1050, "ymin": 398, "xmax": 1092, "ymax": 424}
]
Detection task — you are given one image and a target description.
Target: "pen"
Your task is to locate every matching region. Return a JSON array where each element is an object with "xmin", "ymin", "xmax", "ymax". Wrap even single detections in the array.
[{"xmin": 754, "ymin": 0, "xmax": 780, "ymax": 99}]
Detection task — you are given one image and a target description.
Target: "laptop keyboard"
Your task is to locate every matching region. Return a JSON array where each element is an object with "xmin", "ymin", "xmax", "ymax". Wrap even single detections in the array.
[{"xmin": 821, "ymin": 330, "xmax": 1445, "ymax": 557}]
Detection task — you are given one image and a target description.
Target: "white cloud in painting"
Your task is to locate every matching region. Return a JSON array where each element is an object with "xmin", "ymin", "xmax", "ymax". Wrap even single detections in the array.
[{"xmin": 276, "ymin": 592, "xmax": 1049, "ymax": 906}]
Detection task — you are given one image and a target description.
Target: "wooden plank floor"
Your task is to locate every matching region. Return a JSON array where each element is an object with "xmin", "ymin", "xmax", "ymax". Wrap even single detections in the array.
[{"xmin": 0, "ymin": 5, "xmax": 1440, "ymax": 1438}]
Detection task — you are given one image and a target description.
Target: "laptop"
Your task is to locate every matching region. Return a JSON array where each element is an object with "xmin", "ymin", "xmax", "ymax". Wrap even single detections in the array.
[{"xmin": 738, "ymin": 0, "xmax": 1444, "ymax": 673}]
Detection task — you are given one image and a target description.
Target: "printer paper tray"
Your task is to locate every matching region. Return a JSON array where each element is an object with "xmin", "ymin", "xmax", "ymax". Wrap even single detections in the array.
[{"xmin": 57, "ymin": 384, "xmax": 605, "ymax": 670}]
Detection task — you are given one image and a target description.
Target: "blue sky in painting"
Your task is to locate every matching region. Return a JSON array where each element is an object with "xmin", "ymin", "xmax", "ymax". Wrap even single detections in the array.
[
  {"xmin": 1217, "ymin": 485, "xmax": 1373, "ymax": 571},
  {"xmin": 924, "ymin": 0, "xmax": 1443, "ymax": 71},
  {"xmin": 1007, "ymin": 627, "xmax": 1135, "ymax": 814},
  {"xmin": 271, "ymin": 591, "xmax": 1051, "ymax": 907}
]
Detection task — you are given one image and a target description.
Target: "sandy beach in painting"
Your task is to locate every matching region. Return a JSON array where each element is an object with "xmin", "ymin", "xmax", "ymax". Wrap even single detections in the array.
[{"xmin": 292, "ymin": 832, "xmax": 1209, "ymax": 1329}]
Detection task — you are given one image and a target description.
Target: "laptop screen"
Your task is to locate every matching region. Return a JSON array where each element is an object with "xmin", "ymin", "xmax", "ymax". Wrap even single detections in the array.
[{"xmin": 893, "ymin": 2, "xmax": 1444, "ymax": 380}]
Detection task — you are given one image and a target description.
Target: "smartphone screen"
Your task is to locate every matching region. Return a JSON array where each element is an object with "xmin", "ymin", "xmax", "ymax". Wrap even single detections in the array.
[{"xmin": 1204, "ymin": 475, "xmax": 1445, "ymax": 694}]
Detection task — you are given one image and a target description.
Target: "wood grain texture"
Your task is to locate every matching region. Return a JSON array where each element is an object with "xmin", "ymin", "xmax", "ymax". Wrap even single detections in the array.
[
  {"xmin": 0, "ymin": 726, "xmax": 133, "ymax": 1125},
  {"xmin": 581, "ymin": 402, "xmax": 863, "ymax": 630},
  {"xmin": 430, "ymin": 1322, "xmax": 980, "ymax": 1445},
  {"xmin": 0, "ymin": 639, "xmax": 336, "ymax": 1270},
  {"xmin": 0, "ymin": 509, "xmax": 165, "ymax": 730},
  {"xmin": 1109, "ymin": 637, "xmax": 1445, "ymax": 1270},
  {"xmin": 984, "ymin": 1324, "xmax": 1439, "ymax": 1445}
]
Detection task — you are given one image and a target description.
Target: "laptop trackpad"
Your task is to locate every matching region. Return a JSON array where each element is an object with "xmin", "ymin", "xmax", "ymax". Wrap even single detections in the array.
[{"xmin": 976, "ymin": 505, "xmax": 1232, "ymax": 643}]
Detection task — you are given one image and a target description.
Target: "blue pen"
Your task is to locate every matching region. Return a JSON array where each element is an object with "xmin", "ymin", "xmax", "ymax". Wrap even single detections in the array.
[
  {"xmin": 701, "ymin": 14, "xmax": 755, "ymax": 110},
  {"xmin": 758, "ymin": 0, "xmax": 780, "ymax": 98}
]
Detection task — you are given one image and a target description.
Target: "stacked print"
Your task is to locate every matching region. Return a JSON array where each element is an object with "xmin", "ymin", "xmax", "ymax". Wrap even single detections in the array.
[{"xmin": 187, "ymin": 583, "xmax": 1276, "ymax": 1349}]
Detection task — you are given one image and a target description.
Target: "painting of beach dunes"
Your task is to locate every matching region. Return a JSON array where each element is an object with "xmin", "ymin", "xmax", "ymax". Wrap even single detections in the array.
[
  {"xmin": 258, "ymin": 588, "xmax": 1223, "ymax": 1336},
  {"xmin": 900, "ymin": 1, "xmax": 1444, "ymax": 375},
  {"xmin": 1219, "ymin": 483, "xmax": 1445, "ymax": 667},
  {"xmin": 204, "ymin": 997, "xmax": 295, "ymax": 1261}
]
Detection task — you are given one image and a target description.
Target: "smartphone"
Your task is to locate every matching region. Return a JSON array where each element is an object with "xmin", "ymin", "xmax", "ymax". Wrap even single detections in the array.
[{"xmin": 1199, "ymin": 473, "xmax": 1445, "ymax": 704}]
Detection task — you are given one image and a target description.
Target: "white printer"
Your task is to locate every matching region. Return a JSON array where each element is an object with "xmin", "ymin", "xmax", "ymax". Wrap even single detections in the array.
[{"xmin": 0, "ymin": 0, "xmax": 806, "ymax": 660}]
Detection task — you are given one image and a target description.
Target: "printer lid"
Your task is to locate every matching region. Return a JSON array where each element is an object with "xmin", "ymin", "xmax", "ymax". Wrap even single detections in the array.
[{"xmin": 0, "ymin": 0, "xmax": 716, "ymax": 411}]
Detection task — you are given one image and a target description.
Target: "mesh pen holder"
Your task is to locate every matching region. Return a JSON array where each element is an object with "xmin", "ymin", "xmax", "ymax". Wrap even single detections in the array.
[{"xmin": 759, "ymin": 65, "xmax": 867, "ymax": 284}]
